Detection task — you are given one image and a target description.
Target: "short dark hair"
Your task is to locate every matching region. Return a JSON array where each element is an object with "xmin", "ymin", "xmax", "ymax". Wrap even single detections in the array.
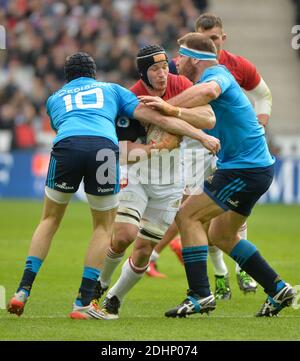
[
  {"xmin": 195, "ymin": 13, "xmax": 223, "ymax": 32},
  {"xmin": 178, "ymin": 33, "xmax": 217, "ymax": 54},
  {"xmin": 64, "ymin": 52, "xmax": 96, "ymax": 82}
]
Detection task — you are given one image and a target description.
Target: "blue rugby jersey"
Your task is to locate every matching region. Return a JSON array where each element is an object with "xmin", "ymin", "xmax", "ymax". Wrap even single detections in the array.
[
  {"xmin": 198, "ymin": 65, "xmax": 274, "ymax": 169},
  {"xmin": 46, "ymin": 77, "xmax": 139, "ymax": 145}
]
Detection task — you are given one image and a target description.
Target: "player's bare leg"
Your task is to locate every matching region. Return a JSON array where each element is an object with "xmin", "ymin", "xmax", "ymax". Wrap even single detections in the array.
[
  {"xmin": 102, "ymin": 236, "xmax": 156, "ymax": 319},
  {"xmin": 208, "ymin": 211, "xmax": 294, "ymax": 317},
  {"xmin": 93, "ymin": 222, "xmax": 139, "ymax": 301},
  {"xmin": 8, "ymin": 194, "xmax": 69, "ymax": 316},
  {"xmin": 235, "ymin": 223, "xmax": 258, "ymax": 293},
  {"xmin": 70, "ymin": 205, "xmax": 118, "ymax": 320},
  {"xmin": 165, "ymin": 193, "xmax": 223, "ymax": 317},
  {"xmin": 147, "ymin": 221, "xmax": 179, "ymax": 278},
  {"xmin": 147, "ymin": 195, "xmax": 186, "ymax": 278}
]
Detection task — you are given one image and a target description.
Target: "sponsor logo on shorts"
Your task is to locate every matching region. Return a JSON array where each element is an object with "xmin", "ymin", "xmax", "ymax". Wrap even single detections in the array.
[
  {"xmin": 97, "ymin": 187, "xmax": 114, "ymax": 193},
  {"xmin": 227, "ymin": 198, "xmax": 239, "ymax": 207},
  {"xmin": 55, "ymin": 182, "xmax": 74, "ymax": 190},
  {"xmin": 206, "ymin": 175, "xmax": 214, "ymax": 184}
]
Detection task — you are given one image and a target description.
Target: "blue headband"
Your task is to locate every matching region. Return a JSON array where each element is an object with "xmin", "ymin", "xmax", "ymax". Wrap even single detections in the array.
[{"xmin": 179, "ymin": 46, "xmax": 217, "ymax": 60}]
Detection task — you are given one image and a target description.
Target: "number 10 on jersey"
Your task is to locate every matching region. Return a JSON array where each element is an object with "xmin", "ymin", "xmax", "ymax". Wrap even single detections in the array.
[{"xmin": 63, "ymin": 88, "xmax": 104, "ymax": 112}]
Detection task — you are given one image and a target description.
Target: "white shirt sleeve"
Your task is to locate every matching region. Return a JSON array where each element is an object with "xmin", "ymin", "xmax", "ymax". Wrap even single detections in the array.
[{"xmin": 247, "ymin": 77, "xmax": 272, "ymax": 116}]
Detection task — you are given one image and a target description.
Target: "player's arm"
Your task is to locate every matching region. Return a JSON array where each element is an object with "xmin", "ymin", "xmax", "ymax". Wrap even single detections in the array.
[
  {"xmin": 163, "ymin": 81, "xmax": 221, "ymax": 108},
  {"xmin": 115, "ymin": 83, "xmax": 220, "ymax": 154},
  {"xmin": 119, "ymin": 141, "xmax": 156, "ymax": 165},
  {"xmin": 247, "ymin": 78, "xmax": 272, "ymax": 128},
  {"xmin": 236, "ymin": 55, "xmax": 272, "ymax": 128},
  {"xmin": 138, "ymin": 95, "xmax": 216, "ymax": 129},
  {"xmin": 133, "ymin": 103, "xmax": 220, "ymax": 154},
  {"xmin": 46, "ymin": 96, "xmax": 57, "ymax": 133}
]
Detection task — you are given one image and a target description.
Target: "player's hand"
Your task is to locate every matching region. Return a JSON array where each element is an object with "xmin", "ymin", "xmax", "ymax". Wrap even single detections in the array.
[
  {"xmin": 200, "ymin": 134, "xmax": 221, "ymax": 155},
  {"xmin": 138, "ymin": 96, "xmax": 179, "ymax": 117}
]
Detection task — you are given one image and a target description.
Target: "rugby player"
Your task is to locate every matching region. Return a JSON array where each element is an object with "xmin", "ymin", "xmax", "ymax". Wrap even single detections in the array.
[
  {"xmin": 150, "ymin": 13, "xmax": 273, "ymax": 299},
  {"xmin": 140, "ymin": 34, "xmax": 294, "ymax": 317},
  {"xmin": 7, "ymin": 52, "xmax": 217, "ymax": 319},
  {"xmin": 94, "ymin": 45, "xmax": 218, "ymax": 319}
]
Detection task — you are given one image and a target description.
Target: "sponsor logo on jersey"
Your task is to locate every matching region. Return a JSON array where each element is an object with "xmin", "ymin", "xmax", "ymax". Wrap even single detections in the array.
[{"xmin": 117, "ymin": 117, "xmax": 130, "ymax": 128}]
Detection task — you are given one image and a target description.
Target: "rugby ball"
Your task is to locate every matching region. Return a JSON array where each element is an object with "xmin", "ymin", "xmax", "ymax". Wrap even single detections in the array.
[{"xmin": 146, "ymin": 124, "xmax": 181, "ymax": 150}]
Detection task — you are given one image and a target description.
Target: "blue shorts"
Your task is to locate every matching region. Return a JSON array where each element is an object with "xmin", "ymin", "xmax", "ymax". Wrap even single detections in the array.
[
  {"xmin": 204, "ymin": 164, "xmax": 274, "ymax": 216},
  {"xmin": 46, "ymin": 136, "xmax": 120, "ymax": 196}
]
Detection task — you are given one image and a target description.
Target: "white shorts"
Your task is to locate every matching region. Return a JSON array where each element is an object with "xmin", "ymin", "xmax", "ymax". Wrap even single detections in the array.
[{"xmin": 116, "ymin": 180, "xmax": 183, "ymax": 222}]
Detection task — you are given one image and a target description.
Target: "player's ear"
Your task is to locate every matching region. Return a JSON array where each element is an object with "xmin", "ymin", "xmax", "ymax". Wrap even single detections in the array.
[
  {"xmin": 222, "ymin": 32, "xmax": 227, "ymax": 42},
  {"xmin": 192, "ymin": 58, "xmax": 200, "ymax": 66}
]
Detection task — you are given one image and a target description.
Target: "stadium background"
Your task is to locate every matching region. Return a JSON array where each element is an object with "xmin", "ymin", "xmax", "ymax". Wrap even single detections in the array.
[{"xmin": 0, "ymin": 0, "xmax": 300, "ymax": 341}]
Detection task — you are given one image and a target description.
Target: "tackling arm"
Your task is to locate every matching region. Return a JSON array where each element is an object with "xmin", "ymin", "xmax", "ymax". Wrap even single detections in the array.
[
  {"xmin": 138, "ymin": 95, "xmax": 216, "ymax": 130},
  {"xmin": 133, "ymin": 103, "xmax": 220, "ymax": 154},
  {"xmin": 119, "ymin": 141, "xmax": 156, "ymax": 165},
  {"xmin": 165, "ymin": 81, "xmax": 221, "ymax": 108}
]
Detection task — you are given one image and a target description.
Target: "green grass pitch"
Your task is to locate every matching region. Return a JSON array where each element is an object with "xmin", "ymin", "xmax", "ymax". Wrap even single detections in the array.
[{"xmin": 0, "ymin": 200, "xmax": 299, "ymax": 340}]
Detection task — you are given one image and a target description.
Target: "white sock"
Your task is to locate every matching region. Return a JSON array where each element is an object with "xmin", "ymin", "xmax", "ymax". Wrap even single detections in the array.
[
  {"xmin": 99, "ymin": 247, "xmax": 125, "ymax": 288},
  {"xmin": 209, "ymin": 246, "xmax": 228, "ymax": 276},
  {"xmin": 106, "ymin": 257, "xmax": 147, "ymax": 302},
  {"xmin": 150, "ymin": 250, "xmax": 160, "ymax": 263},
  {"xmin": 235, "ymin": 223, "xmax": 248, "ymax": 273}
]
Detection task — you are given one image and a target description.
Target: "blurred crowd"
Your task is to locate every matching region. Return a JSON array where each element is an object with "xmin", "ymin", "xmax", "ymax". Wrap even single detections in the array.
[{"xmin": 0, "ymin": 0, "xmax": 208, "ymax": 151}]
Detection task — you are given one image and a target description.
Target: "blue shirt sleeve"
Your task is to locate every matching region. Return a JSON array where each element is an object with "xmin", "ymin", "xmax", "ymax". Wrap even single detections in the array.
[
  {"xmin": 200, "ymin": 67, "xmax": 232, "ymax": 94},
  {"xmin": 111, "ymin": 84, "xmax": 139, "ymax": 118}
]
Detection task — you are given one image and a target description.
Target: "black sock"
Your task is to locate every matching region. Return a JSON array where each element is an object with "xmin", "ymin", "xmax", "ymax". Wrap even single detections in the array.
[
  {"xmin": 76, "ymin": 278, "xmax": 98, "ymax": 306},
  {"xmin": 75, "ymin": 267, "xmax": 100, "ymax": 306},
  {"xmin": 241, "ymin": 252, "xmax": 283, "ymax": 296},
  {"xmin": 182, "ymin": 246, "xmax": 211, "ymax": 297},
  {"xmin": 17, "ymin": 270, "xmax": 36, "ymax": 296},
  {"xmin": 230, "ymin": 240, "xmax": 282, "ymax": 296},
  {"xmin": 17, "ymin": 256, "xmax": 43, "ymax": 296}
]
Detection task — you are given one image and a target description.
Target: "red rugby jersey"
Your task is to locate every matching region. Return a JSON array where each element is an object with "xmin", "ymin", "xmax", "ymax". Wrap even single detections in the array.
[
  {"xmin": 171, "ymin": 49, "xmax": 261, "ymax": 91},
  {"xmin": 130, "ymin": 73, "xmax": 192, "ymax": 99},
  {"xmin": 219, "ymin": 49, "xmax": 261, "ymax": 91}
]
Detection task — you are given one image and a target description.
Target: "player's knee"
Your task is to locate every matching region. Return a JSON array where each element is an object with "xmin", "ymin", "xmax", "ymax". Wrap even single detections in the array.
[
  {"xmin": 209, "ymin": 231, "xmax": 239, "ymax": 254},
  {"xmin": 133, "ymin": 242, "xmax": 153, "ymax": 263},
  {"xmin": 41, "ymin": 214, "xmax": 63, "ymax": 231},
  {"xmin": 175, "ymin": 210, "xmax": 191, "ymax": 229},
  {"xmin": 113, "ymin": 227, "xmax": 136, "ymax": 253}
]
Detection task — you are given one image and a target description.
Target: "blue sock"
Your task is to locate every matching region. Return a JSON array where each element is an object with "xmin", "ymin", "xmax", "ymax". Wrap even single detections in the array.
[
  {"xmin": 230, "ymin": 239, "xmax": 283, "ymax": 296},
  {"xmin": 75, "ymin": 267, "xmax": 100, "ymax": 306},
  {"xmin": 17, "ymin": 256, "xmax": 43, "ymax": 296},
  {"xmin": 182, "ymin": 246, "xmax": 211, "ymax": 298}
]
